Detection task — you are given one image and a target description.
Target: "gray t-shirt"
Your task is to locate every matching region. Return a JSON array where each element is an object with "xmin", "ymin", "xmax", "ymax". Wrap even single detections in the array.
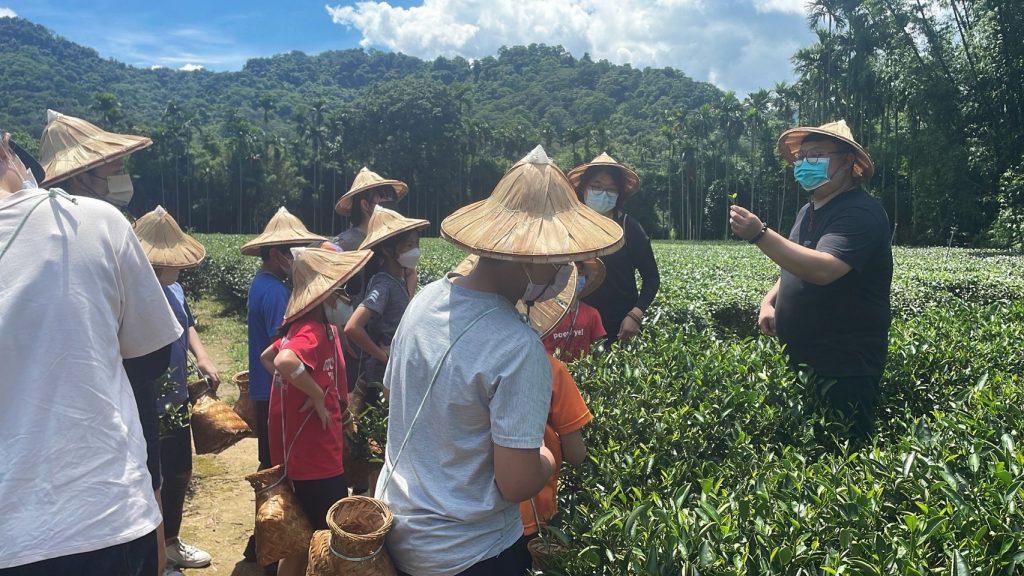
[
  {"xmin": 375, "ymin": 275, "xmax": 552, "ymax": 576},
  {"xmin": 360, "ymin": 272, "xmax": 409, "ymax": 384},
  {"xmin": 334, "ymin": 227, "xmax": 366, "ymax": 252}
]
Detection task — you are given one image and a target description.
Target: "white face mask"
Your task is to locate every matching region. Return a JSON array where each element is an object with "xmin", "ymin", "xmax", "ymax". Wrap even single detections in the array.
[
  {"xmin": 105, "ymin": 174, "xmax": 135, "ymax": 206},
  {"xmin": 585, "ymin": 188, "xmax": 618, "ymax": 214},
  {"xmin": 397, "ymin": 247, "xmax": 420, "ymax": 269},
  {"xmin": 324, "ymin": 297, "xmax": 354, "ymax": 328},
  {"xmin": 522, "ymin": 264, "xmax": 572, "ymax": 305}
]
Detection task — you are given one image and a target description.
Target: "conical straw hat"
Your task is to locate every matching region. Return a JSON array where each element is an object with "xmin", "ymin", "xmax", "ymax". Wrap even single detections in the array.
[
  {"xmin": 39, "ymin": 109, "xmax": 153, "ymax": 187},
  {"xmin": 777, "ymin": 120, "xmax": 875, "ymax": 182},
  {"xmin": 566, "ymin": 152, "xmax": 641, "ymax": 197},
  {"xmin": 441, "ymin": 145, "xmax": 624, "ymax": 264},
  {"xmin": 577, "ymin": 258, "xmax": 606, "ymax": 299},
  {"xmin": 335, "ymin": 167, "xmax": 409, "ymax": 216},
  {"xmin": 133, "ymin": 206, "xmax": 206, "ymax": 269},
  {"xmin": 452, "ymin": 254, "xmax": 577, "ymax": 339},
  {"xmin": 358, "ymin": 205, "xmax": 429, "ymax": 251},
  {"xmin": 283, "ymin": 248, "xmax": 372, "ymax": 324},
  {"xmin": 240, "ymin": 207, "xmax": 327, "ymax": 257}
]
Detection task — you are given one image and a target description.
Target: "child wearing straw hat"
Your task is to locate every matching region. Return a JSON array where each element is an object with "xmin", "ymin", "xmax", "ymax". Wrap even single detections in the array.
[
  {"xmin": 344, "ymin": 205, "xmax": 429, "ymax": 407},
  {"xmin": 376, "ymin": 145, "xmax": 622, "ymax": 576},
  {"xmin": 133, "ymin": 206, "xmax": 217, "ymax": 574},
  {"xmin": 452, "ymin": 257, "xmax": 593, "ymax": 545},
  {"xmin": 542, "ymin": 259, "xmax": 607, "ymax": 362},
  {"xmin": 240, "ymin": 207, "xmax": 325, "ymax": 567},
  {"xmin": 258, "ymin": 247, "xmax": 372, "ymax": 576}
]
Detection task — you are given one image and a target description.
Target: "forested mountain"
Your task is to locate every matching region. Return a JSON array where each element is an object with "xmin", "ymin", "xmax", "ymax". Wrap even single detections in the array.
[{"xmin": 2, "ymin": 3, "xmax": 1023, "ymax": 248}]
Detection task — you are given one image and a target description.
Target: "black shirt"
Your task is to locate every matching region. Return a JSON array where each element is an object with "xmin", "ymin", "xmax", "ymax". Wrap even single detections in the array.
[
  {"xmin": 583, "ymin": 212, "xmax": 661, "ymax": 338},
  {"xmin": 775, "ymin": 188, "xmax": 893, "ymax": 378}
]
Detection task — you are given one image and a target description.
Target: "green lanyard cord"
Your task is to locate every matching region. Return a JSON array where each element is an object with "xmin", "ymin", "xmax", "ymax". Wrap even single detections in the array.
[{"xmin": 0, "ymin": 188, "xmax": 78, "ymax": 265}]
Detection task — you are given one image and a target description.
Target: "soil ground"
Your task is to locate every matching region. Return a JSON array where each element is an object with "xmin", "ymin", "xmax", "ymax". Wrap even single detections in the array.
[{"xmin": 176, "ymin": 298, "xmax": 264, "ymax": 576}]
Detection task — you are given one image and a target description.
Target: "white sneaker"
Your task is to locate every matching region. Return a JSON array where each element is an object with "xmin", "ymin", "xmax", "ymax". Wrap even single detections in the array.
[{"xmin": 166, "ymin": 538, "xmax": 212, "ymax": 568}]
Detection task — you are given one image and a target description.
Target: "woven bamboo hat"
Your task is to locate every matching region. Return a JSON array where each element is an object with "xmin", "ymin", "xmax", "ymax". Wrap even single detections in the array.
[
  {"xmin": 38, "ymin": 109, "xmax": 153, "ymax": 187},
  {"xmin": 335, "ymin": 167, "xmax": 409, "ymax": 216},
  {"xmin": 358, "ymin": 205, "xmax": 430, "ymax": 251},
  {"xmin": 777, "ymin": 120, "xmax": 875, "ymax": 182},
  {"xmin": 133, "ymin": 205, "xmax": 206, "ymax": 269},
  {"xmin": 452, "ymin": 254, "xmax": 577, "ymax": 338},
  {"xmin": 577, "ymin": 258, "xmax": 606, "ymax": 299},
  {"xmin": 283, "ymin": 248, "xmax": 373, "ymax": 324},
  {"xmin": 566, "ymin": 152, "xmax": 641, "ymax": 197},
  {"xmin": 441, "ymin": 145, "xmax": 624, "ymax": 264},
  {"xmin": 240, "ymin": 207, "xmax": 326, "ymax": 257}
]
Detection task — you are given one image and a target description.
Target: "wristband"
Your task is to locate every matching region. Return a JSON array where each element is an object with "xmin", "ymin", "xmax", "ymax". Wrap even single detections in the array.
[
  {"xmin": 748, "ymin": 223, "xmax": 769, "ymax": 244},
  {"xmin": 626, "ymin": 311, "xmax": 643, "ymax": 325},
  {"xmin": 288, "ymin": 363, "xmax": 306, "ymax": 380}
]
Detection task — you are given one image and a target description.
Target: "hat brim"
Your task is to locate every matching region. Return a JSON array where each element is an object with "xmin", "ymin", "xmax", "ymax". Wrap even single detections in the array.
[
  {"xmin": 41, "ymin": 137, "xmax": 152, "ymax": 187},
  {"xmin": 284, "ymin": 250, "xmax": 373, "ymax": 324},
  {"xmin": 441, "ymin": 200, "xmax": 624, "ymax": 264},
  {"xmin": 9, "ymin": 139, "xmax": 45, "ymax": 184},
  {"xmin": 334, "ymin": 181, "xmax": 410, "ymax": 216},
  {"xmin": 359, "ymin": 219, "xmax": 429, "ymax": 251},
  {"xmin": 566, "ymin": 162, "xmax": 641, "ymax": 197},
  {"xmin": 777, "ymin": 127, "xmax": 875, "ymax": 182},
  {"xmin": 240, "ymin": 237, "xmax": 326, "ymax": 257}
]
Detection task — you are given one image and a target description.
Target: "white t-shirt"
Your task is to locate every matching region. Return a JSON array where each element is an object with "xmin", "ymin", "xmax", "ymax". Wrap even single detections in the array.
[
  {"xmin": 0, "ymin": 189, "xmax": 182, "ymax": 568},
  {"xmin": 375, "ymin": 275, "xmax": 552, "ymax": 576}
]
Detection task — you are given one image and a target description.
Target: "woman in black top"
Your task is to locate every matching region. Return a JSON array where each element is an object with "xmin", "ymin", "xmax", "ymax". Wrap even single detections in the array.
[{"xmin": 568, "ymin": 153, "xmax": 660, "ymax": 344}]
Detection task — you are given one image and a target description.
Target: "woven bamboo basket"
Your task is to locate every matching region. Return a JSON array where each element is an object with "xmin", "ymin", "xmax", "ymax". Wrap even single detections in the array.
[
  {"xmin": 186, "ymin": 377, "xmax": 211, "ymax": 405},
  {"xmin": 231, "ymin": 370, "xmax": 258, "ymax": 434},
  {"xmin": 246, "ymin": 465, "xmax": 316, "ymax": 566},
  {"xmin": 191, "ymin": 392, "xmax": 252, "ymax": 454},
  {"xmin": 306, "ymin": 496, "xmax": 396, "ymax": 576},
  {"xmin": 527, "ymin": 537, "xmax": 567, "ymax": 570}
]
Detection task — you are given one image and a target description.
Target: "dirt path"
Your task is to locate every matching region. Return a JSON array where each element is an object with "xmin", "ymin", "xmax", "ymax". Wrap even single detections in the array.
[{"xmin": 178, "ymin": 298, "xmax": 264, "ymax": 576}]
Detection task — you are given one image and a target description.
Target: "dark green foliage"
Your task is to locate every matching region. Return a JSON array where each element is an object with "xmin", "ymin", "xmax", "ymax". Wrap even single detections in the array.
[{"xmin": 183, "ymin": 235, "xmax": 1024, "ymax": 573}]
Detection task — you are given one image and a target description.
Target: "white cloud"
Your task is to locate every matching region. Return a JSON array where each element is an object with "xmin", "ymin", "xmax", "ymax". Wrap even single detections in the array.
[
  {"xmin": 752, "ymin": 0, "xmax": 807, "ymax": 15},
  {"xmin": 150, "ymin": 64, "xmax": 165, "ymax": 70},
  {"xmin": 324, "ymin": 0, "xmax": 813, "ymax": 95},
  {"xmin": 0, "ymin": 7, "xmax": 17, "ymax": 18},
  {"xmin": 178, "ymin": 63, "xmax": 205, "ymax": 72}
]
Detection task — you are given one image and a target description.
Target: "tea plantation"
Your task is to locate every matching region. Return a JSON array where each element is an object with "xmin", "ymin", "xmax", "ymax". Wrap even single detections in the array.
[{"xmin": 183, "ymin": 236, "xmax": 1024, "ymax": 575}]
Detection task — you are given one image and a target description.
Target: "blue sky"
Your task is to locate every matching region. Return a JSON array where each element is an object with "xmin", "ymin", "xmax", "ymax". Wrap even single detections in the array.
[{"xmin": 0, "ymin": 0, "xmax": 816, "ymax": 95}]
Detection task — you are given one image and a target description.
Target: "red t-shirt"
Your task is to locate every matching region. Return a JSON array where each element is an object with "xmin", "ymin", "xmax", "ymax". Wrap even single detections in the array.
[
  {"xmin": 542, "ymin": 302, "xmax": 606, "ymax": 362},
  {"xmin": 268, "ymin": 320, "xmax": 348, "ymax": 480}
]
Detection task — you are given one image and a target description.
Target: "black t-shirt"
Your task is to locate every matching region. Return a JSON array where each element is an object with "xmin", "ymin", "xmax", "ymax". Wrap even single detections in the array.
[
  {"xmin": 583, "ymin": 212, "xmax": 660, "ymax": 338},
  {"xmin": 775, "ymin": 188, "xmax": 893, "ymax": 378}
]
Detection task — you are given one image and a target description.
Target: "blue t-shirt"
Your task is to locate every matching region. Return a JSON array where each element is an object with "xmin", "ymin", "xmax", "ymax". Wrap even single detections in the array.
[
  {"xmin": 157, "ymin": 282, "xmax": 193, "ymax": 414},
  {"xmin": 248, "ymin": 270, "xmax": 290, "ymax": 401}
]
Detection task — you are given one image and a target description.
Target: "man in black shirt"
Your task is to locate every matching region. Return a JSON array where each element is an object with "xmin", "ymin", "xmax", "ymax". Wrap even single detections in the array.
[{"xmin": 729, "ymin": 120, "xmax": 892, "ymax": 441}]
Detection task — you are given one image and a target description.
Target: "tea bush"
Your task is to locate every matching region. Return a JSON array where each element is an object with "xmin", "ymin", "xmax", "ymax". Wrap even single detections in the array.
[{"xmin": 181, "ymin": 235, "xmax": 1024, "ymax": 574}]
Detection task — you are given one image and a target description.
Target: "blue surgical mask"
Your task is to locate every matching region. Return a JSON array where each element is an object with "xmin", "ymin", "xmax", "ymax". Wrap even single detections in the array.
[
  {"xmin": 585, "ymin": 188, "xmax": 618, "ymax": 214},
  {"xmin": 793, "ymin": 158, "xmax": 831, "ymax": 191},
  {"xmin": 575, "ymin": 276, "xmax": 586, "ymax": 294}
]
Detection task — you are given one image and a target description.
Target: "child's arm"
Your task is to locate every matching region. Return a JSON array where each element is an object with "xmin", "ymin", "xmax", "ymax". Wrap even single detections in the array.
[
  {"xmin": 273, "ymin": 349, "xmax": 330, "ymax": 429},
  {"xmin": 260, "ymin": 344, "xmax": 278, "ymax": 376},
  {"xmin": 344, "ymin": 306, "xmax": 389, "ymax": 363},
  {"xmin": 560, "ymin": 430, "xmax": 587, "ymax": 465},
  {"xmin": 188, "ymin": 326, "xmax": 220, "ymax": 388}
]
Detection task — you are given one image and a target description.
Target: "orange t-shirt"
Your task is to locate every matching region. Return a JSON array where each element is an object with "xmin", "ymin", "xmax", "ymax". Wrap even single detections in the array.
[{"xmin": 520, "ymin": 356, "xmax": 593, "ymax": 535}]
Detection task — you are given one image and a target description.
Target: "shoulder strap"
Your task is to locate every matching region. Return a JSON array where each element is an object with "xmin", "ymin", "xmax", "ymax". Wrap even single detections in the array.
[{"xmin": 378, "ymin": 306, "xmax": 502, "ymax": 495}]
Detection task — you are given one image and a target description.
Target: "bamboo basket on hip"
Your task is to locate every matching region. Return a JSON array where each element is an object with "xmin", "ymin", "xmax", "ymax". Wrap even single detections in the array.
[{"xmin": 133, "ymin": 205, "xmax": 252, "ymax": 454}]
